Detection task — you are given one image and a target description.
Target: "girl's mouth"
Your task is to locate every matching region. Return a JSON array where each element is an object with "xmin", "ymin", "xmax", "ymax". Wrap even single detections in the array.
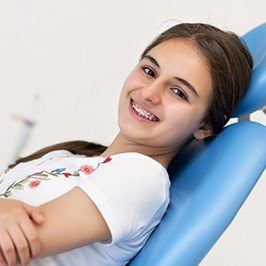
[{"xmin": 129, "ymin": 98, "xmax": 160, "ymax": 123}]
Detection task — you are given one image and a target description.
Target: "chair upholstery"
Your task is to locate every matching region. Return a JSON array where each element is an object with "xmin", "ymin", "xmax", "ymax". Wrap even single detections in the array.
[{"xmin": 128, "ymin": 23, "xmax": 266, "ymax": 266}]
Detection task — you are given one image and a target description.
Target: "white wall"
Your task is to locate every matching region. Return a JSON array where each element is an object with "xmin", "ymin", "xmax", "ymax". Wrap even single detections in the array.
[{"xmin": 0, "ymin": 1, "xmax": 265, "ymax": 264}]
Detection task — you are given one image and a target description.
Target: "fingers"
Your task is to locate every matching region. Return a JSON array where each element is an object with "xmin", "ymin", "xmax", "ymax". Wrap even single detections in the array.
[
  {"xmin": 0, "ymin": 229, "xmax": 17, "ymax": 266},
  {"xmin": 0, "ymin": 212, "xmax": 42, "ymax": 265},
  {"xmin": 18, "ymin": 215, "xmax": 42, "ymax": 260},
  {"xmin": 22, "ymin": 204, "xmax": 45, "ymax": 225},
  {"xmin": 0, "ymin": 201, "xmax": 44, "ymax": 265},
  {"xmin": 6, "ymin": 223, "xmax": 31, "ymax": 266},
  {"xmin": 0, "ymin": 250, "xmax": 7, "ymax": 266},
  {"xmin": 30, "ymin": 211, "xmax": 45, "ymax": 225}
]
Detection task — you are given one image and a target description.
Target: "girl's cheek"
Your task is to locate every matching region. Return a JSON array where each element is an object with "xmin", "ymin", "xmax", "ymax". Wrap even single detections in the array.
[{"xmin": 123, "ymin": 76, "xmax": 143, "ymax": 94}]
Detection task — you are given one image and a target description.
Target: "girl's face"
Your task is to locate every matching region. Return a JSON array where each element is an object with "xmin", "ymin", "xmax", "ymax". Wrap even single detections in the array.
[{"xmin": 118, "ymin": 38, "xmax": 213, "ymax": 150}]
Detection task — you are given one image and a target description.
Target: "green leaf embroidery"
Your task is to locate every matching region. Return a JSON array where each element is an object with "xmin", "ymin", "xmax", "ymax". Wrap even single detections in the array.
[
  {"xmin": 13, "ymin": 183, "xmax": 24, "ymax": 190},
  {"xmin": 20, "ymin": 179, "xmax": 31, "ymax": 185},
  {"xmin": 37, "ymin": 173, "xmax": 49, "ymax": 177},
  {"xmin": 72, "ymin": 171, "xmax": 80, "ymax": 176}
]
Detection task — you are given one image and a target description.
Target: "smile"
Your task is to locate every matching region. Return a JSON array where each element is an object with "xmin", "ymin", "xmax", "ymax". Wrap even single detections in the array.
[{"xmin": 129, "ymin": 98, "xmax": 160, "ymax": 123}]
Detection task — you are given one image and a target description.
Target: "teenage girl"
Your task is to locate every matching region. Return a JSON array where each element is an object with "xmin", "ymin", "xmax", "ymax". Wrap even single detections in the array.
[{"xmin": 0, "ymin": 22, "xmax": 253, "ymax": 266}]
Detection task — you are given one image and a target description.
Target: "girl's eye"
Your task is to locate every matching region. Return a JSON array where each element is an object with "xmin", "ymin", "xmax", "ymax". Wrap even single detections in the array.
[
  {"xmin": 141, "ymin": 66, "xmax": 188, "ymax": 101},
  {"xmin": 172, "ymin": 88, "xmax": 188, "ymax": 101},
  {"xmin": 141, "ymin": 66, "xmax": 156, "ymax": 78}
]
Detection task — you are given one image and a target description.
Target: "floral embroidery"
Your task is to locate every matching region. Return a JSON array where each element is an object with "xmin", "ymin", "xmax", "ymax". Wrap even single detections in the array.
[
  {"xmin": 0, "ymin": 171, "xmax": 51, "ymax": 198},
  {"xmin": 79, "ymin": 155, "xmax": 112, "ymax": 174},
  {"xmin": 29, "ymin": 180, "xmax": 41, "ymax": 188},
  {"xmin": 53, "ymin": 168, "xmax": 66, "ymax": 175},
  {"xmin": 0, "ymin": 155, "xmax": 112, "ymax": 198},
  {"xmin": 63, "ymin": 173, "xmax": 72, "ymax": 178},
  {"xmin": 103, "ymin": 156, "xmax": 112, "ymax": 164},
  {"xmin": 80, "ymin": 165, "xmax": 94, "ymax": 175}
]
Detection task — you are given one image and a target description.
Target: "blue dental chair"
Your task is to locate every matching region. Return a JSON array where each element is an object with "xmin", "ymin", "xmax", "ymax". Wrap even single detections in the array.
[{"xmin": 128, "ymin": 23, "xmax": 266, "ymax": 265}]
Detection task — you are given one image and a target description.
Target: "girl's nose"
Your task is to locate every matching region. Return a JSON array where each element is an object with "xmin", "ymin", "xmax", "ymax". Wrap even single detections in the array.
[{"xmin": 140, "ymin": 79, "xmax": 164, "ymax": 105}]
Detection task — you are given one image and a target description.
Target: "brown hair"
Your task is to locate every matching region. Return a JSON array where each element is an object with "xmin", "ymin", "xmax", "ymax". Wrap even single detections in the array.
[
  {"xmin": 8, "ymin": 22, "xmax": 253, "ymax": 169},
  {"xmin": 8, "ymin": 141, "xmax": 108, "ymax": 169}
]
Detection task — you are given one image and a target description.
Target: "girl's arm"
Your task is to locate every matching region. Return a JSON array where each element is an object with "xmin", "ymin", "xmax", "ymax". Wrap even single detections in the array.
[{"xmin": 32, "ymin": 186, "xmax": 112, "ymax": 258}]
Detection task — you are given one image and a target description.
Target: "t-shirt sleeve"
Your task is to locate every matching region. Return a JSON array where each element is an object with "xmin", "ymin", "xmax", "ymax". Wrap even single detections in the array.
[{"xmin": 73, "ymin": 156, "xmax": 168, "ymax": 246}]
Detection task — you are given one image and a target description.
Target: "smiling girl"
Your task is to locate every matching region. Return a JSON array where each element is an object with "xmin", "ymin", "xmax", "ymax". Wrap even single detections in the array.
[{"xmin": 0, "ymin": 22, "xmax": 253, "ymax": 266}]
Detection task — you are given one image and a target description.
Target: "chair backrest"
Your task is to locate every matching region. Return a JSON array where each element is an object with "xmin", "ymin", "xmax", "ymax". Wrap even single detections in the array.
[
  {"xmin": 128, "ymin": 23, "xmax": 266, "ymax": 266},
  {"xmin": 232, "ymin": 22, "xmax": 266, "ymax": 117}
]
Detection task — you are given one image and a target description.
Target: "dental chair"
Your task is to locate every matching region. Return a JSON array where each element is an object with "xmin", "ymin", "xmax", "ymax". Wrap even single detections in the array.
[{"xmin": 128, "ymin": 23, "xmax": 266, "ymax": 265}]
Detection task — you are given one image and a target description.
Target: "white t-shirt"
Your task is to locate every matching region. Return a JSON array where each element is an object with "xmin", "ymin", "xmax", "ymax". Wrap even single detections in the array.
[{"xmin": 0, "ymin": 150, "xmax": 171, "ymax": 266}]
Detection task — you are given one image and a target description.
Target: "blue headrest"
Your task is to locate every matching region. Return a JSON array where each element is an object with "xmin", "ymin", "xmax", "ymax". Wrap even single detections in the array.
[{"xmin": 232, "ymin": 22, "xmax": 266, "ymax": 117}]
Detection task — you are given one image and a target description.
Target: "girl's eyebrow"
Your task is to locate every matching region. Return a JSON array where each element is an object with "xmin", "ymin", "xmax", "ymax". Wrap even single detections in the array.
[{"xmin": 142, "ymin": 55, "xmax": 200, "ymax": 99}]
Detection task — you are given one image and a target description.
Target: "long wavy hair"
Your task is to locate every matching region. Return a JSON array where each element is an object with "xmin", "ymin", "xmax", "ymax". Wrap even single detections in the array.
[{"xmin": 8, "ymin": 22, "xmax": 253, "ymax": 169}]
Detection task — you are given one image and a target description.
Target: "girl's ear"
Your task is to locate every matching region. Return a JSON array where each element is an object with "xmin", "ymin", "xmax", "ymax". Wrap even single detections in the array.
[{"xmin": 193, "ymin": 121, "xmax": 213, "ymax": 140}]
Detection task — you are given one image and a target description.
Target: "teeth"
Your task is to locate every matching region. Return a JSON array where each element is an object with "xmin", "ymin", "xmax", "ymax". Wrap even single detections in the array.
[{"xmin": 131, "ymin": 100, "xmax": 158, "ymax": 121}]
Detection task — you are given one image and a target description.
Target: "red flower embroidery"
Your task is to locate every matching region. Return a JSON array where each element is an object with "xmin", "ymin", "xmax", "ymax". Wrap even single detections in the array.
[
  {"xmin": 103, "ymin": 156, "xmax": 112, "ymax": 164},
  {"xmin": 63, "ymin": 173, "xmax": 72, "ymax": 178},
  {"xmin": 80, "ymin": 165, "xmax": 94, "ymax": 175},
  {"xmin": 29, "ymin": 180, "xmax": 41, "ymax": 188}
]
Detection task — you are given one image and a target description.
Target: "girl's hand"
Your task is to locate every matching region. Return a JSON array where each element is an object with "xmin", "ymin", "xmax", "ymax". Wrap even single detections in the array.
[{"xmin": 0, "ymin": 199, "xmax": 45, "ymax": 266}]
